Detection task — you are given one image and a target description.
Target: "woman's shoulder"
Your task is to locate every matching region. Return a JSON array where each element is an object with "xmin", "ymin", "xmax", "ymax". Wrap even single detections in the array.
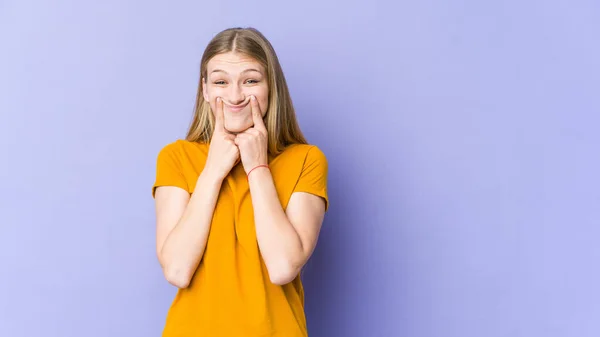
[
  {"xmin": 274, "ymin": 143, "xmax": 328, "ymax": 168},
  {"xmin": 158, "ymin": 139, "xmax": 209, "ymax": 156},
  {"xmin": 155, "ymin": 139, "xmax": 210, "ymax": 172},
  {"xmin": 282, "ymin": 143, "xmax": 326, "ymax": 158}
]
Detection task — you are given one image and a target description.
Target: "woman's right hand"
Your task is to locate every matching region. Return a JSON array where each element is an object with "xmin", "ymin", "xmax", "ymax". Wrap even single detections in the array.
[{"xmin": 204, "ymin": 97, "xmax": 240, "ymax": 180}]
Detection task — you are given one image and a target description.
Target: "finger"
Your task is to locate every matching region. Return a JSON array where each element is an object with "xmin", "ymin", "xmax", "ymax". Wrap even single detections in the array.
[
  {"xmin": 244, "ymin": 128, "xmax": 260, "ymax": 136},
  {"xmin": 234, "ymin": 134, "xmax": 247, "ymax": 145},
  {"xmin": 235, "ymin": 133, "xmax": 249, "ymax": 141},
  {"xmin": 250, "ymin": 95, "xmax": 266, "ymax": 133},
  {"xmin": 214, "ymin": 97, "xmax": 225, "ymax": 132}
]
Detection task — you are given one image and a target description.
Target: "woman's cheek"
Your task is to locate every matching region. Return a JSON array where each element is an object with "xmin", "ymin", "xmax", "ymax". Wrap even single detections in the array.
[
  {"xmin": 260, "ymin": 96, "xmax": 269, "ymax": 114},
  {"xmin": 207, "ymin": 91, "xmax": 219, "ymax": 113},
  {"xmin": 210, "ymin": 88, "xmax": 224, "ymax": 100},
  {"xmin": 252, "ymin": 88, "xmax": 269, "ymax": 114},
  {"xmin": 207, "ymin": 88, "xmax": 223, "ymax": 110}
]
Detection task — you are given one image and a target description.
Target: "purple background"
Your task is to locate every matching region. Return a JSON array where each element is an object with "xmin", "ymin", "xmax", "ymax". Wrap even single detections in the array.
[{"xmin": 1, "ymin": 0, "xmax": 599, "ymax": 336}]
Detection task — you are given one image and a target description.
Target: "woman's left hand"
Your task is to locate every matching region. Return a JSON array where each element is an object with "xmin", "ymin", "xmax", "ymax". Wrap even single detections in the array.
[{"xmin": 235, "ymin": 95, "xmax": 269, "ymax": 174}]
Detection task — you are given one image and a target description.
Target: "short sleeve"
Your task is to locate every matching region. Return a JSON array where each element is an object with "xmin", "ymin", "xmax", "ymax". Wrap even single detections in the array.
[
  {"xmin": 152, "ymin": 142, "xmax": 189, "ymax": 198},
  {"xmin": 293, "ymin": 146, "xmax": 329, "ymax": 211}
]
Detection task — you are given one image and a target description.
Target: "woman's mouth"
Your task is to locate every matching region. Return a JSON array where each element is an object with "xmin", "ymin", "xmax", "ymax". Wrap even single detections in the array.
[{"xmin": 224, "ymin": 101, "xmax": 248, "ymax": 112}]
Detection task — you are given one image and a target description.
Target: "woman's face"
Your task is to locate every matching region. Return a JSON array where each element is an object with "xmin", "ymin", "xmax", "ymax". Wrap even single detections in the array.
[{"xmin": 203, "ymin": 52, "xmax": 269, "ymax": 134}]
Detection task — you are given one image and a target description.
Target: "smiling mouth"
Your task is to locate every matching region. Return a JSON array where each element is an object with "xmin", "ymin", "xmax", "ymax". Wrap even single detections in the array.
[{"xmin": 223, "ymin": 100, "xmax": 249, "ymax": 110}]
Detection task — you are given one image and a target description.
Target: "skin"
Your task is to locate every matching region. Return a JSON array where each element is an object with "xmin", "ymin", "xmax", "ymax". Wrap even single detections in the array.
[
  {"xmin": 154, "ymin": 51, "xmax": 326, "ymax": 287},
  {"xmin": 202, "ymin": 51, "xmax": 269, "ymax": 134}
]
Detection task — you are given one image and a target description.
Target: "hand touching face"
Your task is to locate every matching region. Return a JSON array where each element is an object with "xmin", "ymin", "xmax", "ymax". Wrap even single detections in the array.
[
  {"xmin": 233, "ymin": 95, "xmax": 268, "ymax": 174},
  {"xmin": 203, "ymin": 97, "xmax": 241, "ymax": 180},
  {"xmin": 203, "ymin": 52, "xmax": 269, "ymax": 134}
]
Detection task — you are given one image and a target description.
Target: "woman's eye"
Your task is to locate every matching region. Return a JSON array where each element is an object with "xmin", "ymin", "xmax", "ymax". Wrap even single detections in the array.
[{"xmin": 213, "ymin": 79, "xmax": 259, "ymax": 85}]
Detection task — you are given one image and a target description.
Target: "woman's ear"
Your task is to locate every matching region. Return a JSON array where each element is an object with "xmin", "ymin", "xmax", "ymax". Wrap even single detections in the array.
[{"xmin": 202, "ymin": 77, "xmax": 209, "ymax": 101}]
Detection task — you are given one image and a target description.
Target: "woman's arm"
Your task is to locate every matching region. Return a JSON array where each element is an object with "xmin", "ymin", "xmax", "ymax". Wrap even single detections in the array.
[
  {"xmin": 248, "ymin": 167, "xmax": 326, "ymax": 285},
  {"xmin": 154, "ymin": 98, "xmax": 240, "ymax": 288},
  {"xmin": 235, "ymin": 97, "xmax": 327, "ymax": 285},
  {"xmin": 154, "ymin": 170, "xmax": 223, "ymax": 288}
]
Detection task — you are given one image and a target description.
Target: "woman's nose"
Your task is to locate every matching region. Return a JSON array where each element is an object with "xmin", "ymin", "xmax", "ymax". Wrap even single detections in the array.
[{"xmin": 227, "ymin": 85, "xmax": 245, "ymax": 104}]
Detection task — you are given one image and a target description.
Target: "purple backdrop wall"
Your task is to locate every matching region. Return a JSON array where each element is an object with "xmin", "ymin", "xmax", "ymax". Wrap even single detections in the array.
[{"xmin": 1, "ymin": 0, "xmax": 599, "ymax": 336}]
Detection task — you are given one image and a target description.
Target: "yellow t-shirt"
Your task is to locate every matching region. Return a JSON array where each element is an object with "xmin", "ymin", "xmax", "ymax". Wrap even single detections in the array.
[{"xmin": 152, "ymin": 139, "xmax": 329, "ymax": 337}]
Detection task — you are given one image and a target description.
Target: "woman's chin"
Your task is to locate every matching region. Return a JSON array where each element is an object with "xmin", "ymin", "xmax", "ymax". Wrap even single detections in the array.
[{"xmin": 224, "ymin": 120, "xmax": 252, "ymax": 134}]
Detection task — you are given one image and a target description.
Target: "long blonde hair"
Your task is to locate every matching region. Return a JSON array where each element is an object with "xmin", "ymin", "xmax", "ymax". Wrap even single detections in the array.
[{"xmin": 186, "ymin": 27, "xmax": 307, "ymax": 155}]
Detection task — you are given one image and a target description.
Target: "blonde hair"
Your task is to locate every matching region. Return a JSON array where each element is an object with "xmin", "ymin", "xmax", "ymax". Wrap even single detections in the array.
[{"xmin": 186, "ymin": 27, "xmax": 307, "ymax": 155}]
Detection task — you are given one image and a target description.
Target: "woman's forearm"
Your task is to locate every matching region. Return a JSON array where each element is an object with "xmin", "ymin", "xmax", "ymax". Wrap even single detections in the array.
[
  {"xmin": 248, "ymin": 167, "xmax": 304, "ymax": 285},
  {"xmin": 159, "ymin": 170, "xmax": 223, "ymax": 288}
]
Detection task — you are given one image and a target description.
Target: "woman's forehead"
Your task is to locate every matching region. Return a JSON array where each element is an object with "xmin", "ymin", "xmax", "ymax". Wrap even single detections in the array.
[{"xmin": 207, "ymin": 52, "xmax": 264, "ymax": 73}]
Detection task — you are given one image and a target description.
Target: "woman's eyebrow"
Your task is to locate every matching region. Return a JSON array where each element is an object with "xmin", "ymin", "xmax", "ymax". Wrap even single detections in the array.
[
  {"xmin": 210, "ymin": 68, "xmax": 262, "ymax": 75},
  {"xmin": 241, "ymin": 68, "xmax": 261, "ymax": 74}
]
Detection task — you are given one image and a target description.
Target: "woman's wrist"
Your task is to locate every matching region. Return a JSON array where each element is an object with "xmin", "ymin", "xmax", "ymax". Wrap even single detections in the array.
[
  {"xmin": 200, "ymin": 166, "xmax": 226, "ymax": 185},
  {"xmin": 247, "ymin": 164, "xmax": 269, "ymax": 180}
]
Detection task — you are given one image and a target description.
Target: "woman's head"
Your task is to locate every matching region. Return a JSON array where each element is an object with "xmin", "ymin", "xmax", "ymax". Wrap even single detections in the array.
[{"xmin": 186, "ymin": 27, "xmax": 306, "ymax": 154}]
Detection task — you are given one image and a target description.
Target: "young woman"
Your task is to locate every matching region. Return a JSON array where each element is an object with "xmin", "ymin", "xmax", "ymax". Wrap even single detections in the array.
[{"xmin": 152, "ymin": 27, "xmax": 329, "ymax": 336}]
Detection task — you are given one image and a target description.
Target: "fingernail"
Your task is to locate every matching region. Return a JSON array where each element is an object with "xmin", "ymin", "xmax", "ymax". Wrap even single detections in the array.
[
  {"xmin": 251, "ymin": 95, "xmax": 256, "ymax": 101},
  {"xmin": 216, "ymin": 97, "xmax": 221, "ymax": 102}
]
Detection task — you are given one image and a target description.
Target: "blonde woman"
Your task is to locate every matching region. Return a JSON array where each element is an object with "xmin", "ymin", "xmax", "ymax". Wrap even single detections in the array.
[{"xmin": 152, "ymin": 27, "xmax": 329, "ymax": 336}]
